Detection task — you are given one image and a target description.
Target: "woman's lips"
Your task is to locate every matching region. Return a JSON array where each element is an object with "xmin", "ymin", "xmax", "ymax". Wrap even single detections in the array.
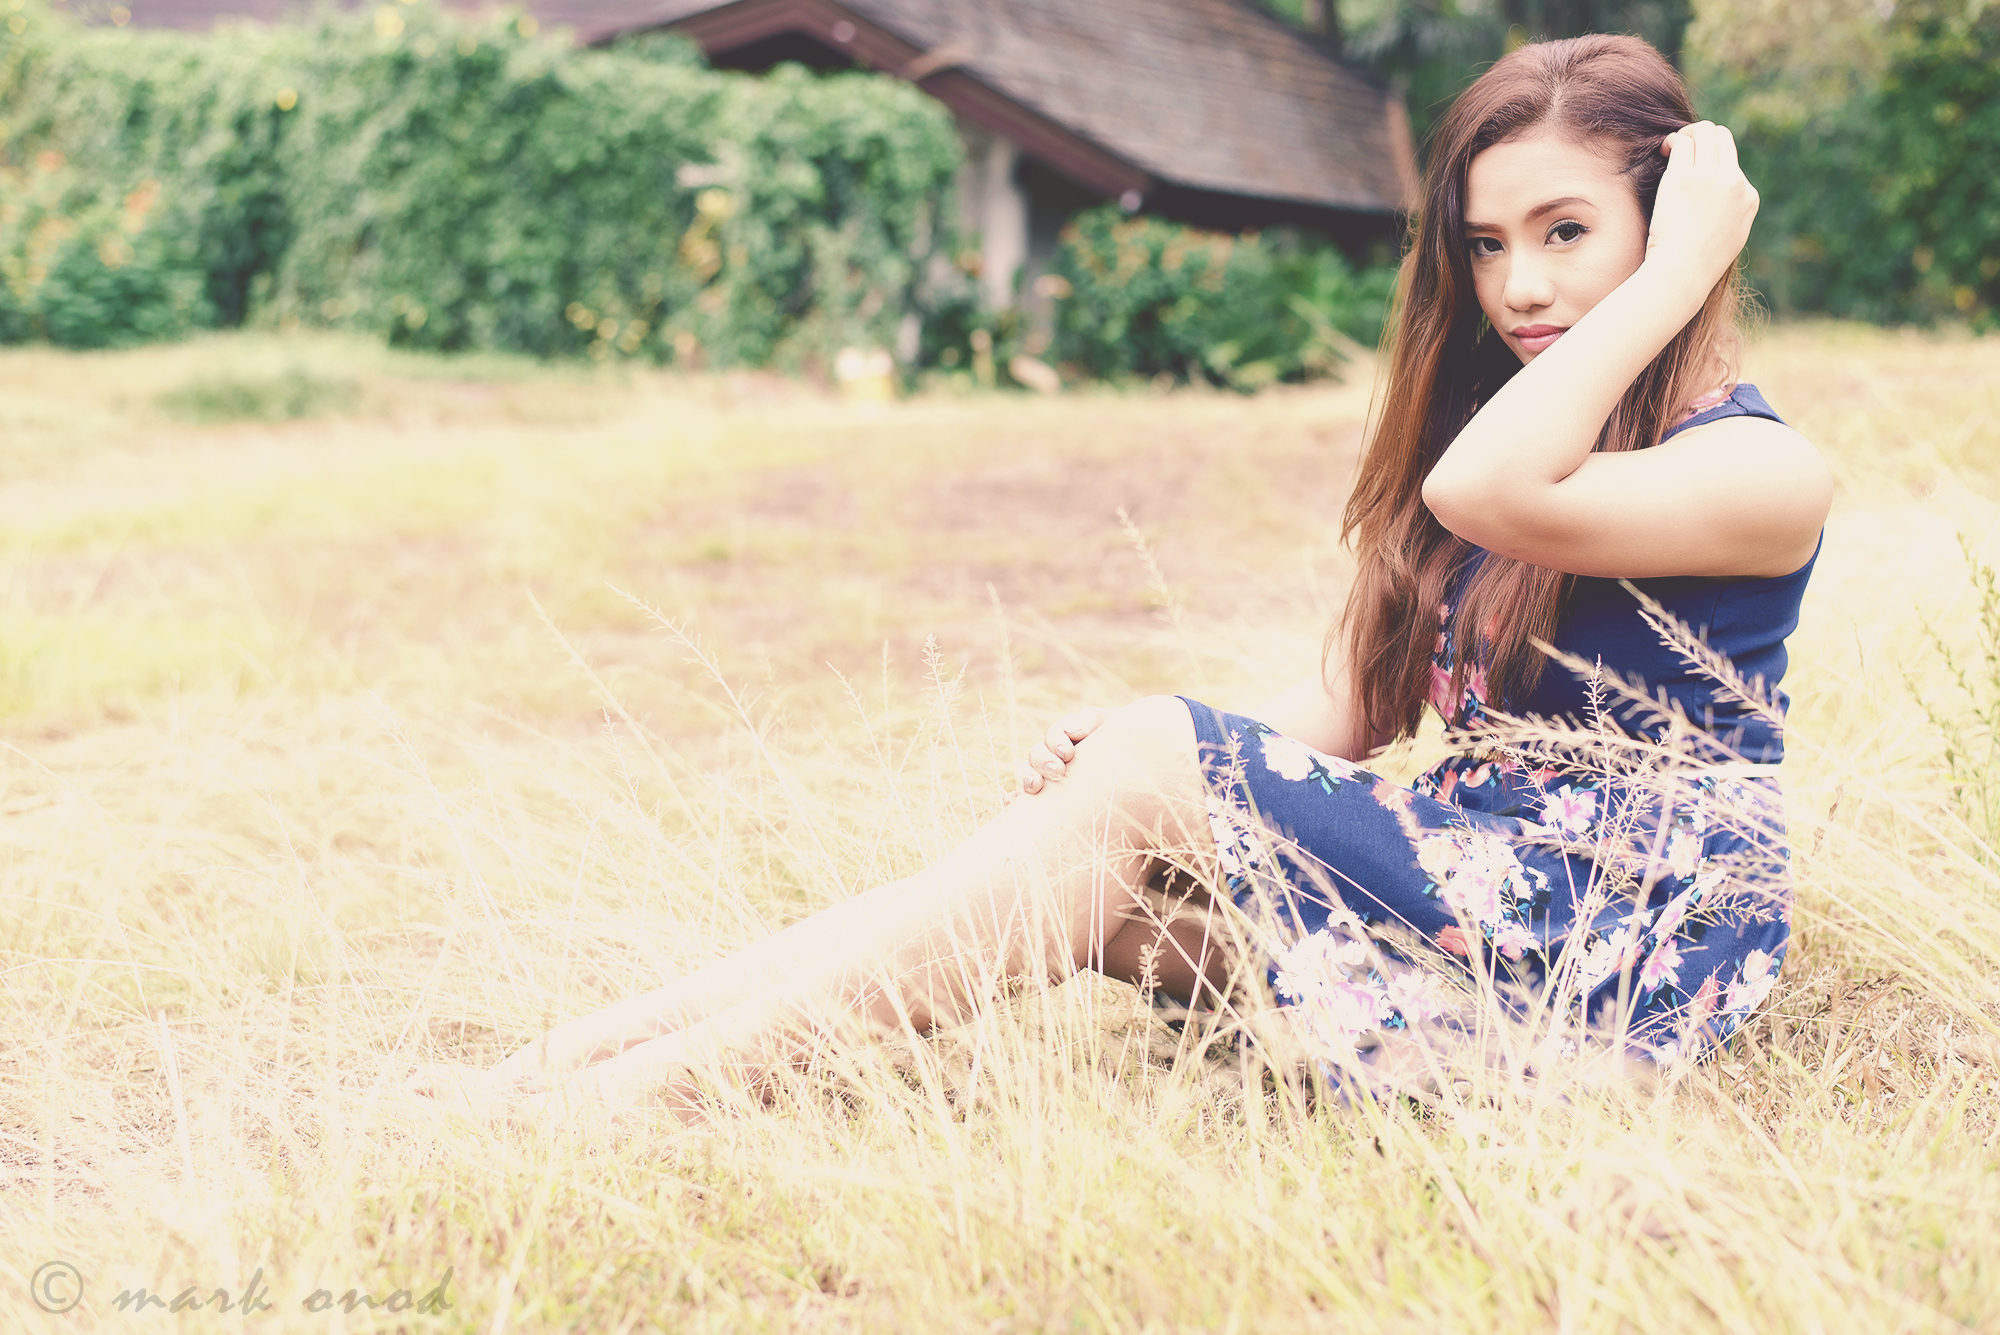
[{"xmin": 1512, "ymin": 325, "xmax": 1567, "ymax": 354}]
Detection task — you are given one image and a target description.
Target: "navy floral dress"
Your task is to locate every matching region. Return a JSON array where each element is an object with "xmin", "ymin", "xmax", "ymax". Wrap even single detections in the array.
[{"xmin": 1182, "ymin": 385, "xmax": 1810, "ymax": 1071}]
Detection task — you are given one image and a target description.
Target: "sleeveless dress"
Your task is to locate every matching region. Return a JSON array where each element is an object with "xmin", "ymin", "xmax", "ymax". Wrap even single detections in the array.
[{"xmin": 1179, "ymin": 384, "xmax": 1811, "ymax": 1072}]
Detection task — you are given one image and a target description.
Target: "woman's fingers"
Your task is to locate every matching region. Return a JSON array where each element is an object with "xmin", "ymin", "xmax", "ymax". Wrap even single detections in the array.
[
  {"xmin": 1060, "ymin": 706, "xmax": 1109, "ymax": 742},
  {"xmin": 1664, "ymin": 121, "xmax": 1743, "ymax": 177},
  {"xmin": 1013, "ymin": 706, "xmax": 1112, "ymax": 798},
  {"xmin": 1693, "ymin": 122, "xmax": 1733, "ymax": 174},
  {"xmin": 1661, "ymin": 122, "xmax": 1705, "ymax": 156},
  {"xmin": 1712, "ymin": 123, "xmax": 1741, "ymax": 174},
  {"xmin": 1648, "ymin": 119, "xmax": 1758, "ymax": 279},
  {"xmin": 1010, "ymin": 762, "xmax": 1043, "ymax": 800},
  {"xmin": 1041, "ymin": 708, "xmax": 1107, "ymax": 763}
]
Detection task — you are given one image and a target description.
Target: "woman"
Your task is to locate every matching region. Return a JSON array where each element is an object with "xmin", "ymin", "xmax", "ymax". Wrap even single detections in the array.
[{"xmin": 449, "ymin": 34, "xmax": 1830, "ymax": 1115}]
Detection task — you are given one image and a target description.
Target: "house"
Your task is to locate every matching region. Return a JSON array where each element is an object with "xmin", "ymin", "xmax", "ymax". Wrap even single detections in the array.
[
  {"xmin": 560, "ymin": 0, "xmax": 1417, "ymax": 310},
  {"xmin": 121, "ymin": 0, "xmax": 1417, "ymax": 311}
]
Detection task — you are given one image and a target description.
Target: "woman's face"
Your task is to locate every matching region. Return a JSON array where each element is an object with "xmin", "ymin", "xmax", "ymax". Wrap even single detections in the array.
[{"xmin": 1462, "ymin": 130, "xmax": 1651, "ymax": 364}]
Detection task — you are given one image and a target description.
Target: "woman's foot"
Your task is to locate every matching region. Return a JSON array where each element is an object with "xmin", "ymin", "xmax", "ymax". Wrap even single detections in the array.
[{"xmin": 396, "ymin": 1061, "xmax": 553, "ymax": 1113}]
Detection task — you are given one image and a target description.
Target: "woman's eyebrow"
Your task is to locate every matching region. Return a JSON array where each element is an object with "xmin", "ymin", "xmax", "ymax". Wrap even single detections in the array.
[
  {"xmin": 1463, "ymin": 195, "xmax": 1594, "ymax": 232},
  {"xmin": 1527, "ymin": 195, "xmax": 1591, "ymax": 220}
]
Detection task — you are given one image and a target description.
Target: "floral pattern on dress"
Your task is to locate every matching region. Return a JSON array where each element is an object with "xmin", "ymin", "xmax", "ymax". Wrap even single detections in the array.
[{"xmin": 1181, "ymin": 689, "xmax": 1794, "ymax": 1074}]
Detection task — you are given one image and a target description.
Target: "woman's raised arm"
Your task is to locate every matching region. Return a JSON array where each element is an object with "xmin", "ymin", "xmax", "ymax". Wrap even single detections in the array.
[{"xmin": 1421, "ymin": 122, "xmax": 1829, "ymax": 580}]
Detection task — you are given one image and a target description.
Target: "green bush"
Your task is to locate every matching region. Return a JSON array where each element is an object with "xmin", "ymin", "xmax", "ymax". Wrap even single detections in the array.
[
  {"xmin": 0, "ymin": 1, "xmax": 962, "ymax": 364},
  {"xmin": 1700, "ymin": 0, "xmax": 1998, "ymax": 327},
  {"xmin": 0, "ymin": 150, "xmax": 215, "ymax": 348},
  {"xmin": 1047, "ymin": 207, "xmax": 1397, "ymax": 390},
  {"xmin": 1871, "ymin": 0, "xmax": 2000, "ymax": 325},
  {"xmin": 0, "ymin": 16, "xmax": 299, "ymax": 346}
]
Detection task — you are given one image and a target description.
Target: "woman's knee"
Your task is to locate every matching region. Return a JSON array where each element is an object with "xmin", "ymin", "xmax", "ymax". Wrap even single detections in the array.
[{"xmin": 1070, "ymin": 695, "xmax": 1199, "ymax": 787}]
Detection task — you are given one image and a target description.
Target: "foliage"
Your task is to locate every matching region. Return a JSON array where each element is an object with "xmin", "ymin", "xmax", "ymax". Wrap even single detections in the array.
[
  {"xmin": 1686, "ymin": 0, "xmax": 1888, "ymax": 318},
  {"xmin": 0, "ymin": 149, "xmax": 217, "ymax": 349},
  {"xmin": 1693, "ymin": 0, "xmax": 1997, "ymax": 327},
  {"xmin": 0, "ymin": 1, "xmax": 962, "ymax": 365},
  {"xmin": 1869, "ymin": 0, "xmax": 2000, "ymax": 325},
  {"xmin": 1339, "ymin": 0, "xmax": 1506, "ymax": 146},
  {"xmin": 1047, "ymin": 207, "xmax": 1398, "ymax": 391},
  {"xmin": 1256, "ymin": 0, "xmax": 1694, "ymax": 145}
]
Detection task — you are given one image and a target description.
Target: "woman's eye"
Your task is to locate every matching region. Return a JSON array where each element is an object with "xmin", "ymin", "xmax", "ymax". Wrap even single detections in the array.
[
  {"xmin": 1550, "ymin": 221, "xmax": 1588, "ymax": 244},
  {"xmin": 1468, "ymin": 237, "xmax": 1502, "ymax": 257}
]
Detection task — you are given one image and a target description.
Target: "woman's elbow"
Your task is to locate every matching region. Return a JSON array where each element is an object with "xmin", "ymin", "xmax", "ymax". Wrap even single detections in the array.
[{"xmin": 1420, "ymin": 467, "xmax": 1482, "ymax": 538}]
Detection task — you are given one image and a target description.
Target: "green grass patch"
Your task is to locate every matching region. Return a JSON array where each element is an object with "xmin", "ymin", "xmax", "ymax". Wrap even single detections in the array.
[{"xmin": 154, "ymin": 366, "xmax": 362, "ymax": 424}]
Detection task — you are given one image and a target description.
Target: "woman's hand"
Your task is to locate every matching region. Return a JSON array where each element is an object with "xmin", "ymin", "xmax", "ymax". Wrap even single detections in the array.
[
  {"xmin": 1009, "ymin": 706, "xmax": 1109, "ymax": 799},
  {"xmin": 1645, "ymin": 121, "xmax": 1759, "ymax": 289}
]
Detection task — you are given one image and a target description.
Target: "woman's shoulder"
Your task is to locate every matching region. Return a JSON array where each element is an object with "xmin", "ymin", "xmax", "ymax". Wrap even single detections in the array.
[
  {"xmin": 1635, "ymin": 383, "xmax": 1829, "ymax": 580},
  {"xmin": 1662, "ymin": 382, "xmax": 1784, "ymax": 440},
  {"xmin": 1660, "ymin": 382, "xmax": 1826, "ymax": 491}
]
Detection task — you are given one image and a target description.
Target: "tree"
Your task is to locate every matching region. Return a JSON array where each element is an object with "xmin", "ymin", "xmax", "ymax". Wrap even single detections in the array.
[{"xmin": 1254, "ymin": 0, "xmax": 1695, "ymax": 146}]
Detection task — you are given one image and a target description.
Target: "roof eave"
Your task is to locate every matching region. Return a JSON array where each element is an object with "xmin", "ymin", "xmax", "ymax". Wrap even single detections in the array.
[
  {"xmin": 612, "ymin": 0, "xmax": 1153, "ymax": 198},
  {"xmin": 615, "ymin": 0, "xmax": 1411, "ymax": 219}
]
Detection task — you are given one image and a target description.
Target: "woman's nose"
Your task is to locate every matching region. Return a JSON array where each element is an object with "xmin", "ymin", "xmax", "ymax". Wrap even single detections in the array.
[{"xmin": 1502, "ymin": 258, "xmax": 1556, "ymax": 312}]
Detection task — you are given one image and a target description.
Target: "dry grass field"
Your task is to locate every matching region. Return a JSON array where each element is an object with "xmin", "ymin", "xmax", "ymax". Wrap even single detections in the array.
[{"xmin": 1, "ymin": 321, "xmax": 1997, "ymax": 1333}]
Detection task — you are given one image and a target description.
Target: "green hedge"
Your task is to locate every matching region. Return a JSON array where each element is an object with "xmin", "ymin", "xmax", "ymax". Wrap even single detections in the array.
[{"xmin": 0, "ymin": 1, "xmax": 961, "ymax": 362}]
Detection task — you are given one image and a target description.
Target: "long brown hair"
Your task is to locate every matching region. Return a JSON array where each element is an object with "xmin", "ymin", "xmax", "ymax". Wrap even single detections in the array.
[{"xmin": 1339, "ymin": 34, "xmax": 1744, "ymax": 742}]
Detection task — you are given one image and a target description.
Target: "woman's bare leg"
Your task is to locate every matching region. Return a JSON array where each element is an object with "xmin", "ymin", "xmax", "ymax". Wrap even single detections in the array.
[{"xmin": 481, "ymin": 695, "xmax": 1229, "ymax": 1106}]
